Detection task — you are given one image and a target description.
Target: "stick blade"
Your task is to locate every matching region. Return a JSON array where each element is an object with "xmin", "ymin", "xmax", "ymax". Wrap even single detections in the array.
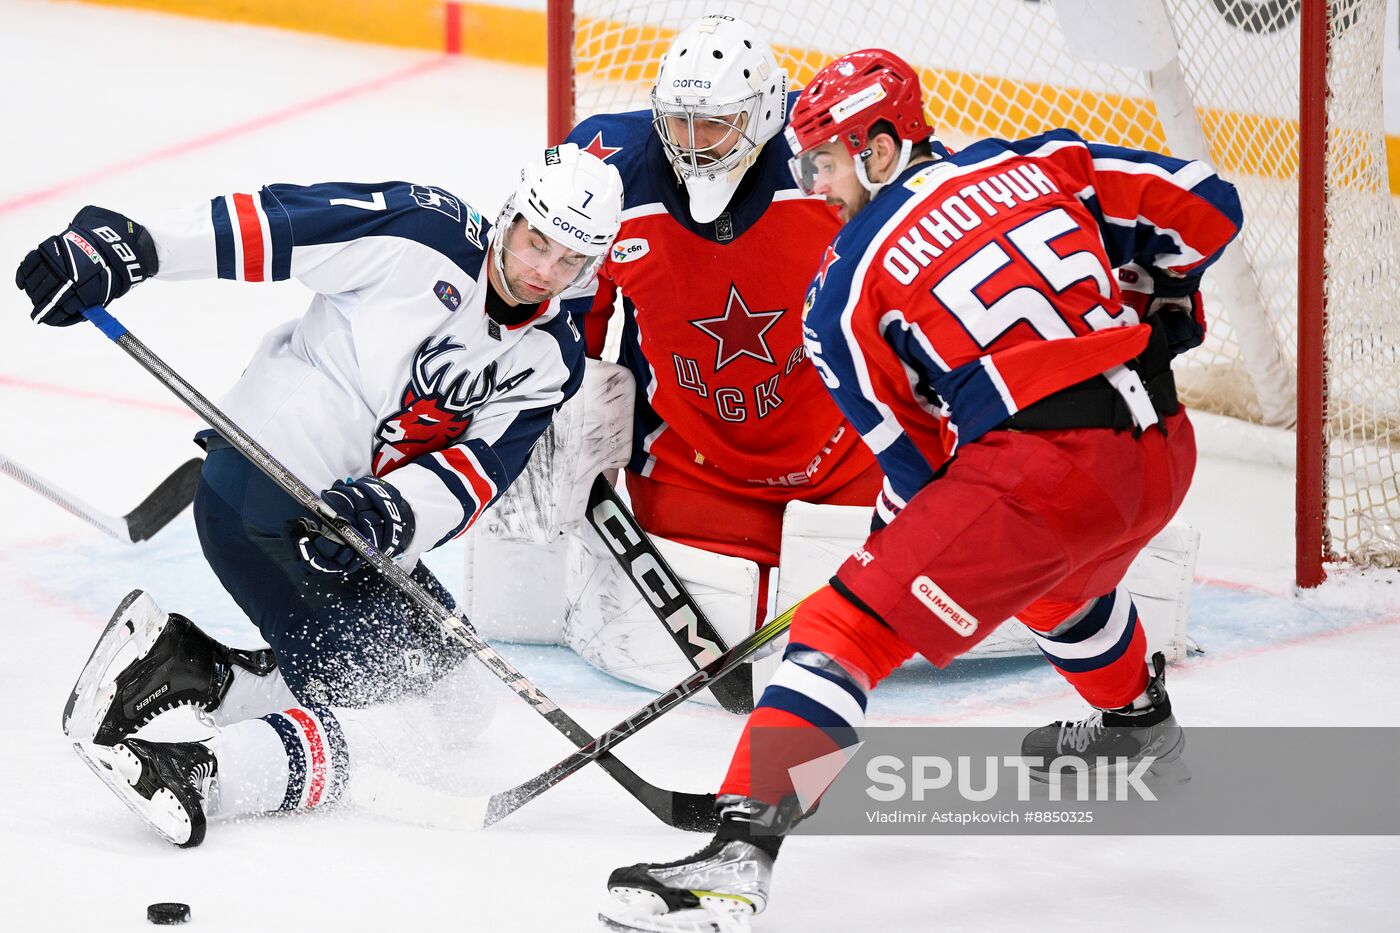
[{"xmin": 123, "ymin": 458, "xmax": 202, "ymax": 542}]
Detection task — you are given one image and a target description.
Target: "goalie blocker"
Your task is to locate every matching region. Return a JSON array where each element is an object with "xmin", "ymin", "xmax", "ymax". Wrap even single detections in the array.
[{"xmin": 464, "ymin": 361, "xmax": 1197, "ymax": 706}]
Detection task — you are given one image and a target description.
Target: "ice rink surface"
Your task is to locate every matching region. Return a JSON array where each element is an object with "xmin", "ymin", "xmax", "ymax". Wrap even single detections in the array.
[{"xmin": 1, "ymin": 2, "xmax": 1398, "ymax": 930}]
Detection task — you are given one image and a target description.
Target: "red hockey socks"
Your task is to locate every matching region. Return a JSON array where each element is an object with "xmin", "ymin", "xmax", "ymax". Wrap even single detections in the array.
[
  {"xmin": 1020, "ymin": 585, "xmax": 1149, "ymax": 709},
  {"xmin": 719, "ymin": 585, "xmax": 914, "ymax": 805}
]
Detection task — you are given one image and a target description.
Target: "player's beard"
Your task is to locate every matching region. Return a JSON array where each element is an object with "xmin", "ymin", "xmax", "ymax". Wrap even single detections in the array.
[
  {"xmin": 828, "ymin": 188, "xmax": 871, "ymax": 223},
  {"xmin": 504, "ymin": 268, "xmax": 554, "ymax": 304}
]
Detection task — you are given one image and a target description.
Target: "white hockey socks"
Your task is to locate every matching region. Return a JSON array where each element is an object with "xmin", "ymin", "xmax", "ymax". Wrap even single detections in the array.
[
  {"xmin": 207, "ymin": 664, "xmax": 301, "ymax": 730},
  {"xmin": 210, "ymin": 706, "xmax": 348, "ymax": 817}
]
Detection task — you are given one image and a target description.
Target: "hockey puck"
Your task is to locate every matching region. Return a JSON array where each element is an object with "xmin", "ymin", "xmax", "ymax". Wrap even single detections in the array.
[{"xmin": 147, "ymin": 903, "xmax": 190, "ymax": 924}]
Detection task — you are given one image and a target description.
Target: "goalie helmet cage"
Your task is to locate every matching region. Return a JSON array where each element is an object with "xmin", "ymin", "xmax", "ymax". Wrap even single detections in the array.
[{"xmin": 546, "ymin": 0, "xmax": 1400, "ymax": 588}]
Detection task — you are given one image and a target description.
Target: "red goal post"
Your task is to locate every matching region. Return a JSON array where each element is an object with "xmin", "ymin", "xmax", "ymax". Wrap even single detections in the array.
[{"xmin": 546, "ymin": 0, "xmax": 1400, "ymax": 588}]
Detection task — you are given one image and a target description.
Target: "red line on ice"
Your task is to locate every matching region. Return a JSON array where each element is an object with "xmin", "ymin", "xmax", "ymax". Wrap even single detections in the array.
[
  {"xmin": 0, "ymin": 374, "xmax": 197, "ymax": 418},
  {"xmin": 0, "ymin": 56, "xmax": 454, "ymax": 216}
]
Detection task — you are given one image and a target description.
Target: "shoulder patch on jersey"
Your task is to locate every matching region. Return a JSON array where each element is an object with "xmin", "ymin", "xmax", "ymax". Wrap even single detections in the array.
[
  {"xmin": 465, "ymin": 204, "xmax": 483, "ymax": 248},
  {"xmin": 609, "ymin": 237, "xmax": 649, "ymax": 263},
  {"xmin": 411, "ymin": 185, "xmax": 463, "ymax": 222},
  {"xmin": 434, "ymin": 280, "xmax": 462, "ymax": 312},
  {"xmin": 581, "ymin": 130, "xmax": 623, "ymax": 162}
]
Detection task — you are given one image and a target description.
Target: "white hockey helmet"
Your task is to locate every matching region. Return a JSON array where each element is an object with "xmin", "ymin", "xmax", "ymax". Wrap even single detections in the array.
[
  {"xmin": 650, "ymin": 14, "xmax": 789, "ymax": 224},
  {"xmin": 491, "ymin": 142, "xmax": 624, "ymax": 302}
]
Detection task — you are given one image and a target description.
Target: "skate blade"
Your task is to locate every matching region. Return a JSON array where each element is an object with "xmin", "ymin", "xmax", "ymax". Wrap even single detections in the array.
[
  {"xmin": 74, "ymin": 742, "xmax": 201, "ymax": 847},
  {"xmin": 63, "ymin": 590, "xmax": 165, "ymax": 743},
  {"xmin": 599, "ymin": 889, "xmax": 752, "ymax": 933}
]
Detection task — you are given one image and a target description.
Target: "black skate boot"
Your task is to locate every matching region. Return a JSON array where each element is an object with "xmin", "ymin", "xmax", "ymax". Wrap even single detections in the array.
[
  {"xmin": 1021, "ymin": 651, "xmax": 1189, "ymax": 785},
  {"xmin": 63, "ymin": 589, "xmax": 276, "ymax": 745},
  {"xmin": 76, "ymin": 737, "xmax": 218, "ymax": 847},
  {"xmin": 600, "ymin": 796, "xmax": 801, "ymax": 932}
]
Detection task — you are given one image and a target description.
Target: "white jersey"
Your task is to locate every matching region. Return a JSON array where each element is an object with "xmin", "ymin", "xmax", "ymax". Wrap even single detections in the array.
[{"xmin": 145, "ymin": 180, "xmax": 586, "ymax": 565}]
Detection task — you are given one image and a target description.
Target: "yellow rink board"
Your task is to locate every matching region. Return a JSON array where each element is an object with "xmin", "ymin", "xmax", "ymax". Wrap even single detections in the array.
[{"xmin": 77, "ymin": 0, "xmax": 1400, "ymax": 194}]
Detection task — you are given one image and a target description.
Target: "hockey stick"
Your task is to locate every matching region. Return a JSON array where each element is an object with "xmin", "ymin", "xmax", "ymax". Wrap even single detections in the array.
[
  {"xmin": 75, "ymin": 305, "xmax": 716, "ymax": 832},
  {"xmin": 585, "ymin": 474, "xmax": 755, "ymax": 714},
  {"xmin": 353, "ymin": 596, "xmax": 798, "ymax": 831},
  {"xmin": 0, "ymin": 449, "xmax": 202, "ymax": 543},
  {"xmin": 479, "ymin": 597, "xmax": 800, "ymax": 827}
]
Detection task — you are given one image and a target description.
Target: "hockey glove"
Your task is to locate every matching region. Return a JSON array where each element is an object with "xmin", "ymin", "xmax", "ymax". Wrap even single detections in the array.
[
  {"xmin": 289, "ymin": 476, "xmax": 416, "ymax": 575},
  {"xmin": 15, "ymin": 206, "xmax": 159, "ymax": 327},
  {"xmin": 1117, "ymin": 263, "xmax": 1207, "ymax": 357}
]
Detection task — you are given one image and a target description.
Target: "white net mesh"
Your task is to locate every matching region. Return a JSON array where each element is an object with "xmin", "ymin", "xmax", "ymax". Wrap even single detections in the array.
[{"xmin": 560, "ymin": 0, "xmax": 1400, "ymax": 568}]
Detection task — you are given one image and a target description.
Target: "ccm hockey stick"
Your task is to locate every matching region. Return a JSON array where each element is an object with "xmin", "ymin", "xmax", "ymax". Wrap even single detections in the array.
[
  {"xmin": 0, "ymin": 449, "xmax": 201, "ymax": 543},
  {"xmin": 586, "ymin": 474, "xmax": 755, "ymax": 714},
  {"xmin": 76, "ymin": 305, "xmax": 716, "ymax": 832}
]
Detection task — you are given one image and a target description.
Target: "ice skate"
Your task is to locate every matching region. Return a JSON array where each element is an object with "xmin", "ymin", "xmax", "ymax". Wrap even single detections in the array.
[
  {"xmin": 600, "ymin": 836, "xmax": 771, "ymax": 933},
  {"xmin": 1021, "ymin": 652, "xmax": 1189, "ymax": 784},
  {"xmin": 76, "ymin": 737, "xmax": 218, "ymax": 847},
  {"xmin": 600, "ymin": 796, "xmax": 804, "ymax": 932},
  {"xmin": 63, "ymin": 589, "xmax": 275, "ymax": 745}
]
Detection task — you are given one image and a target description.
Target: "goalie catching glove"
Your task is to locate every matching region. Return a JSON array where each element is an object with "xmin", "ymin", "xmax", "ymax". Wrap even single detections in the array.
[
  {"xmin": 1117, "ymin": 262, "xmax": 1206, "ymax": 357},
  {"xmin": 15, "ymin": 206, "xmax": 158, "ymax": 326},
  {"xmin": 288, "ymin": 476, "xmax": 415, "ymax": 575}
]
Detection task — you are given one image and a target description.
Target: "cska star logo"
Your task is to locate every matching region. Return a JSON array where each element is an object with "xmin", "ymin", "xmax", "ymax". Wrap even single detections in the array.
[
  {"xmin": 581, "ymin": 131, "xmax": 622, "ymax": 162},
  {"xmin": 690, "ymin": 284, "xmax": 785, "ymax": 371},
  {"xmin": 815, "ymin": 244, "xmax": 840, "ymax": 289},
  {"xmin": 372, "ymin": 337, "xmax": 497, "ymax": 476}
]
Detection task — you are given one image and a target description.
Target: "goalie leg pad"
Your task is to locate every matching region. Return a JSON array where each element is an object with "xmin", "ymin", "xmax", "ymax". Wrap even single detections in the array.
[
  {"xmin": 460, "ymin": 360, "xmax": 634, "ymax": 644},
  {"xmin": 477, "ymin": 359, "xmax": 635, "ymax": 543},
  {"xmin": 461, "ymin": 532, "xmax": 570, "ymax": 644},
  {"xmin": 562, "ymin": 522, "xmax": 759, "ymax": 704}
]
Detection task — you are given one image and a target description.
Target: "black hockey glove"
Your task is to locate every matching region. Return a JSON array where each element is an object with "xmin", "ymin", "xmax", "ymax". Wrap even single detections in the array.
[
  {"xmin": 15, "ymin": 206, "xmax": 158, "ymax": 327},
  {"xmin": 288, "ymin": 476, "xmax": 417, "ymax": 575},
  {"xmin": 1118, "ymin": 264, "xmax": 1206, "ymax": 357}
]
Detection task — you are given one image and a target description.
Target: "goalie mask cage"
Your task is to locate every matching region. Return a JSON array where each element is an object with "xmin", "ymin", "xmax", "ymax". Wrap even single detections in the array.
[{"xmin": 546, "ymin": 0, "xmax": 1400, "ymax": 588}]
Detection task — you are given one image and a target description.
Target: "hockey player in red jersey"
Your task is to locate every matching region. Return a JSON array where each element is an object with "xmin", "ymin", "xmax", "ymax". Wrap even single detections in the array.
[
  {"xmin": 600, "ymin": 49, "xmax": 1241, "ymax": 931},
  {"xmin": 463, "ymin": 14, "xmax": 882, "ymax": 703}
]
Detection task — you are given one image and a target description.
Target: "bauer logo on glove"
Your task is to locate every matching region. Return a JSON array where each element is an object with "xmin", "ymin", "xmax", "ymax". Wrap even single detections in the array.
[
  {"xmin": 14, "ymin": 206, "xmax": 158, "ymax": 327},
  {"xmin": 287, "ymin": 476, "xmax": 416, "ymax": 574}
]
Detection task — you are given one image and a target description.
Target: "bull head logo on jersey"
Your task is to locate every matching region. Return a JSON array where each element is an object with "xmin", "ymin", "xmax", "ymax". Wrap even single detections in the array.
[{"xmin": 372, "ymin": 337, "xmax": 497, "ymax": 476}]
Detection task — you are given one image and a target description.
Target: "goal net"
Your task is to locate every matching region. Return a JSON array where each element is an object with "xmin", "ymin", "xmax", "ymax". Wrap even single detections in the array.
[{"xmin": 548, "ymin": 0, "xmax": 1400, "ymax": 581}]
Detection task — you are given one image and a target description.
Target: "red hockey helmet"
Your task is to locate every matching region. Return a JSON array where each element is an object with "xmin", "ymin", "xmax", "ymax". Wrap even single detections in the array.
[{"xmin": 786, "ymin": 49, "xmax": 933, "ymax": 196}]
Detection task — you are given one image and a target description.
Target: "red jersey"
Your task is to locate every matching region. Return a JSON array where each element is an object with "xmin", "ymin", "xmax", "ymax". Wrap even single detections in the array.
[
  {"xmin": 563, "ymin": 108, "xmax": 875, "ymax": 503},
  {"xmin": 803, "ymin": 131, "xmax": 1242, "ymax": 525}
]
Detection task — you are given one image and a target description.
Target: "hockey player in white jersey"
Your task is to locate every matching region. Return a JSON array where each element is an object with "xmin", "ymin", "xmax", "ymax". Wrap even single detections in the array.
[{"xmin": 14, "ymin": 144, "xmax": 624, "ymax": 846}]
